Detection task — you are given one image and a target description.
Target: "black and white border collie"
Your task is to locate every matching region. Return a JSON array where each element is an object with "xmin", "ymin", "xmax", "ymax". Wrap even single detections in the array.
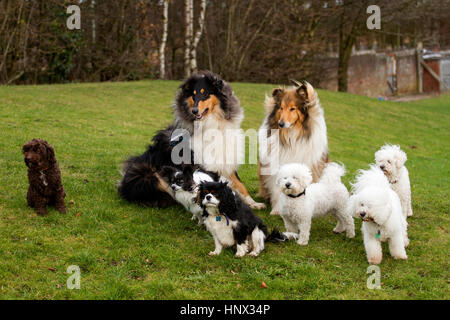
[{"xmin": 197, "ymin": 181, "xmax": 285, "ymax": 257}]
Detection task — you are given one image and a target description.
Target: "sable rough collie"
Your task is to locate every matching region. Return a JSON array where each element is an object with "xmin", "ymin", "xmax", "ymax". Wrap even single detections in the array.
[
  {"xmin": 174, "ymin": 71, "xmax": 265, "ymax": 210},
  {"xmin": 258, "ymin": 81, "xmax": 329, "ymax": 215}
]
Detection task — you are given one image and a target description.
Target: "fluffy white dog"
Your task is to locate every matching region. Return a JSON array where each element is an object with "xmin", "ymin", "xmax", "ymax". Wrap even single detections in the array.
[
  {"xmin": 349, "ymin": 165, "xmax": 409, "ymax": 265},
  {"xmin": 277, "ymin": 162, "xmax": 355, "ymax": 245},
  {"xmin": 375, "ymin": 144, "xmax": 412, "ymax": 219}
]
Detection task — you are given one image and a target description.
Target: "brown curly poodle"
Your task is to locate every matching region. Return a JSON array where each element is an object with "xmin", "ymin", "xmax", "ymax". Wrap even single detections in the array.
[{"xmin": 22, "ymin": 139, "xmax": 66, "ymax": 216}]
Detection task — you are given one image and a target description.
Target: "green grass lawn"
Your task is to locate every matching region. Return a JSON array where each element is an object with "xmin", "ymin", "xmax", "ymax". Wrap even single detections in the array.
[{"xmin": 0, "ymin": 81, "xmax": 449, "ymax": 300}]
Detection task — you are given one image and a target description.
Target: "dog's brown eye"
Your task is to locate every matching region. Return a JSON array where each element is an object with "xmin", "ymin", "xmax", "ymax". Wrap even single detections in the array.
[{"xmin": 290, "ymin": 108, "xmax": 295, "ymax": 111}]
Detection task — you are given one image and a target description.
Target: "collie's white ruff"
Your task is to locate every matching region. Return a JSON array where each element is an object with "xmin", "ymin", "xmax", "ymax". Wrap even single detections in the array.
[{"xmin": 191, "ymin": 112, "xmax": 244, "ymax": 178}]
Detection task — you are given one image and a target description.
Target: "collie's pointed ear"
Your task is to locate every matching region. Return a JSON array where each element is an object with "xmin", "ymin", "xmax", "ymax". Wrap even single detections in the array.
[
  {"xmin": 296, "ymin": 80, "xmax": 317, "ymax": 106},
  {"xmin": 211, "ymin": 76, "xmax": 224, "ymax": 91},
  {"xmin": 272, "ymin": 88, "xmax": 284, "ymax": 99},
  {"xmin": 296, "ymin": 81, "xmax": 308, "ymax": 100}
]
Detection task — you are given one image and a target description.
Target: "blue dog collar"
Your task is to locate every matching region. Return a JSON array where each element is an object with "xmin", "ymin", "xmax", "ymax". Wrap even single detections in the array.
[{"xmin": 216, "ymin": 215, "xmax": 230, "ymax": 226}]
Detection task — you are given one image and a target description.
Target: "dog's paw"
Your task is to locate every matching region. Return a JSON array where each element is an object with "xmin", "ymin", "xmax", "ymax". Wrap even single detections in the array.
[
  {"xmin": 209, "ymin": 251, "xmax": 220, "ymax": 256},
  {"xmin": 283, "ymin": 232, "xmax": 298, "ymax": 240},
  {"xmin": 243, "ymin": 196, "xmax": 266, "ymax": 210},
  {"xmin": 368, "ymin": 255, "xmax": 382, "ymax": 265},
  {"xmin": 248, "ymin": 251, "xmax": 260, "ymax": 257},
  {"xmin": 270, "ymin": 210, "xmax": 280, "ymax": 216},
  {"xmin": 346, "ymin": 230, "xmax": 356, "ymax": 239},
  {"xmin": 56, "ymin": 206, "xmax": 66, "ymax": 214},
  {"xmin": 392, "ymin": 253, "xmax": 408, "ymax": 260},
  {"xmin": 250, "ymin": 202, "xmax": 266, "ymax": 210},
  {"xmin": 297, "ymin": 238, "xmax": 309, "ymax": 246},
  {"xmin": 36, "ymin": 208, "xmax": 48, "ymax": 216},
  {"xmin": 235, "ymin": 252, "xmax": 246, "ymax": 258}
]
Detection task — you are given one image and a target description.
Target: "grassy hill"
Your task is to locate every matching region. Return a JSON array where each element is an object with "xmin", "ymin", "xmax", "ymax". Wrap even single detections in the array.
[{"xmin": 0, "ymin": 81, "xmax": 448, "ymax": 299}]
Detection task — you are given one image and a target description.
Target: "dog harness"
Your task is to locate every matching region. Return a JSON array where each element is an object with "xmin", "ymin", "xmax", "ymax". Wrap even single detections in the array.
[{"xmin": 287, "ymin": 190, "xmax": 306, "ymax": 198}]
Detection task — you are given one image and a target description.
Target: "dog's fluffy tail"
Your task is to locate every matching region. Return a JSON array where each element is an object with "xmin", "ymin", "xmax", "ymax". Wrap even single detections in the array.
[
  {"xmin": 265, "ymin": 228, "xmax": 289, "ymax": 243},
  {"xmin": 118, "ymin": 158, "xmax": 174, "ymax": 207},
  {"xmin": 351, "ymin": 164, "xmax": 390, "ymax": 194},
  {"xmin": 319, "ymin": 162, "xmax": 345, "ymax": 184}
]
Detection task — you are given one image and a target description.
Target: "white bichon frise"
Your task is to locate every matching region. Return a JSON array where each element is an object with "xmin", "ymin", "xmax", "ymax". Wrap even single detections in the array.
[
  {"xmin": 349, "ymin": 165, "xmax": 409, "ymax": 265},
  {"xmin": 375, "ymin": 144, "xmax": 413, "ymax": 219},
  {"xmin": 276, "ymin": 162, "xmax": 355, "ymax": 245}
]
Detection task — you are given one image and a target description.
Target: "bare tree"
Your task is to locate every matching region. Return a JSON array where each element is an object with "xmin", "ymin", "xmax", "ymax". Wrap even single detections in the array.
[
  {"xmin": 335, "ymin": 0, "xmax": 369, "ymax": 92},
  {"xmin": 184, "ymin": 0, "xmax": 206, "ymax": 77},
  {"xmin": 190, "ymin": 0, "xmax": 206, "ymax": 73},
  {"xmin": 159, "ymin": 0, "xmax": 169, "ymax": 79},
  {"xmin": 184, "ymin": 0, "xmax": 192, "ymax": 77}
]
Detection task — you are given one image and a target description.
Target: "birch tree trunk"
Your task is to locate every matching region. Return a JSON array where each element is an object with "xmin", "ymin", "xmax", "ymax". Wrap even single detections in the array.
[
  {"xmin": 159, "ymin": 0, "xmax": 169, "ymax": 79},
  {"xmin": 184, "ymin": 0, "xmax": 193, "ymax": 77},
  {"xmin": 190, "ymin": 0, "xmax": 206, "ymax": 74}
]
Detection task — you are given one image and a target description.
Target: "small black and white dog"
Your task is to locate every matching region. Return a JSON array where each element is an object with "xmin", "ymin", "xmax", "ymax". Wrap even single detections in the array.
[
  {"xmin": 161, "ymin": 165, "xmax": 220, "ymax": 225},
  {"xmin": 198, "ymin": 181, "xmax": 285, "ymax": 257}
]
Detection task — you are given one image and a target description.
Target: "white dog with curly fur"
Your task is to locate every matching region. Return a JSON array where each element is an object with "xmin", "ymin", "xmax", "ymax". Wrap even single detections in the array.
[
  {"xmin": 375, "ymin": 144, "xmax": 412, "ymax": 219},
  {"xmin": 349, "ymin": 165, "xmax": 409, "ymax": 265},
  {"xmin": 276, "ymin": 162, "xmax": 355, "ymax": 245}
]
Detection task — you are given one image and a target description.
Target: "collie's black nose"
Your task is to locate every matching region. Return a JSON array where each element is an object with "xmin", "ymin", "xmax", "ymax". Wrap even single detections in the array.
[
  {"xmin": 206, "ymin": 195, "xmax": 212, "ymax": 201},
  {"xmin": 192, "ymin": 108, "xmax": 199, "ymax": 115},
  {"xmin": 279, "ymin": 121, "xmax": 285, "ymax": 128},
  {"xmin": 285, "ymin": 182, "xmax": 291, "ymax": 188},
  {"xmin": 380, "ymin": 165, "xmax": 385, "ymax": 170},
  {"xmin": 360, "ymin": 212, "xmax": 366, "ymax": 218}
]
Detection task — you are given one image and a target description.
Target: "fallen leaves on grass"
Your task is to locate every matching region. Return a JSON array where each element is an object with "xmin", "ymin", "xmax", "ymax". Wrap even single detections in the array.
[{"xmin": 261, "ymin": 281, "xmax": 268, "ymax": 289}]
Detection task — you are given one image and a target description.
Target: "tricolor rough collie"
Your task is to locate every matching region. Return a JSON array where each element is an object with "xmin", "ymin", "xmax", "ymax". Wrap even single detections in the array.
[
  {"xmin": 173, "ymin": 71, "xmax": 265, "ymax": 210},
  {"xmin": 258, "ymin": 81, "xmax": 329, "ymax": 215}
]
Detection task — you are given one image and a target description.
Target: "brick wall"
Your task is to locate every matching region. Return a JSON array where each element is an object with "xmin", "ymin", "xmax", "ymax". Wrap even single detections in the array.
[
  {"xmin": 318, "ymin": 50, "xmax": 418, "ymax": 97},
  {"xmin": 396, "ymin": 51, "xmax": 418, "ymax": 95}
]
